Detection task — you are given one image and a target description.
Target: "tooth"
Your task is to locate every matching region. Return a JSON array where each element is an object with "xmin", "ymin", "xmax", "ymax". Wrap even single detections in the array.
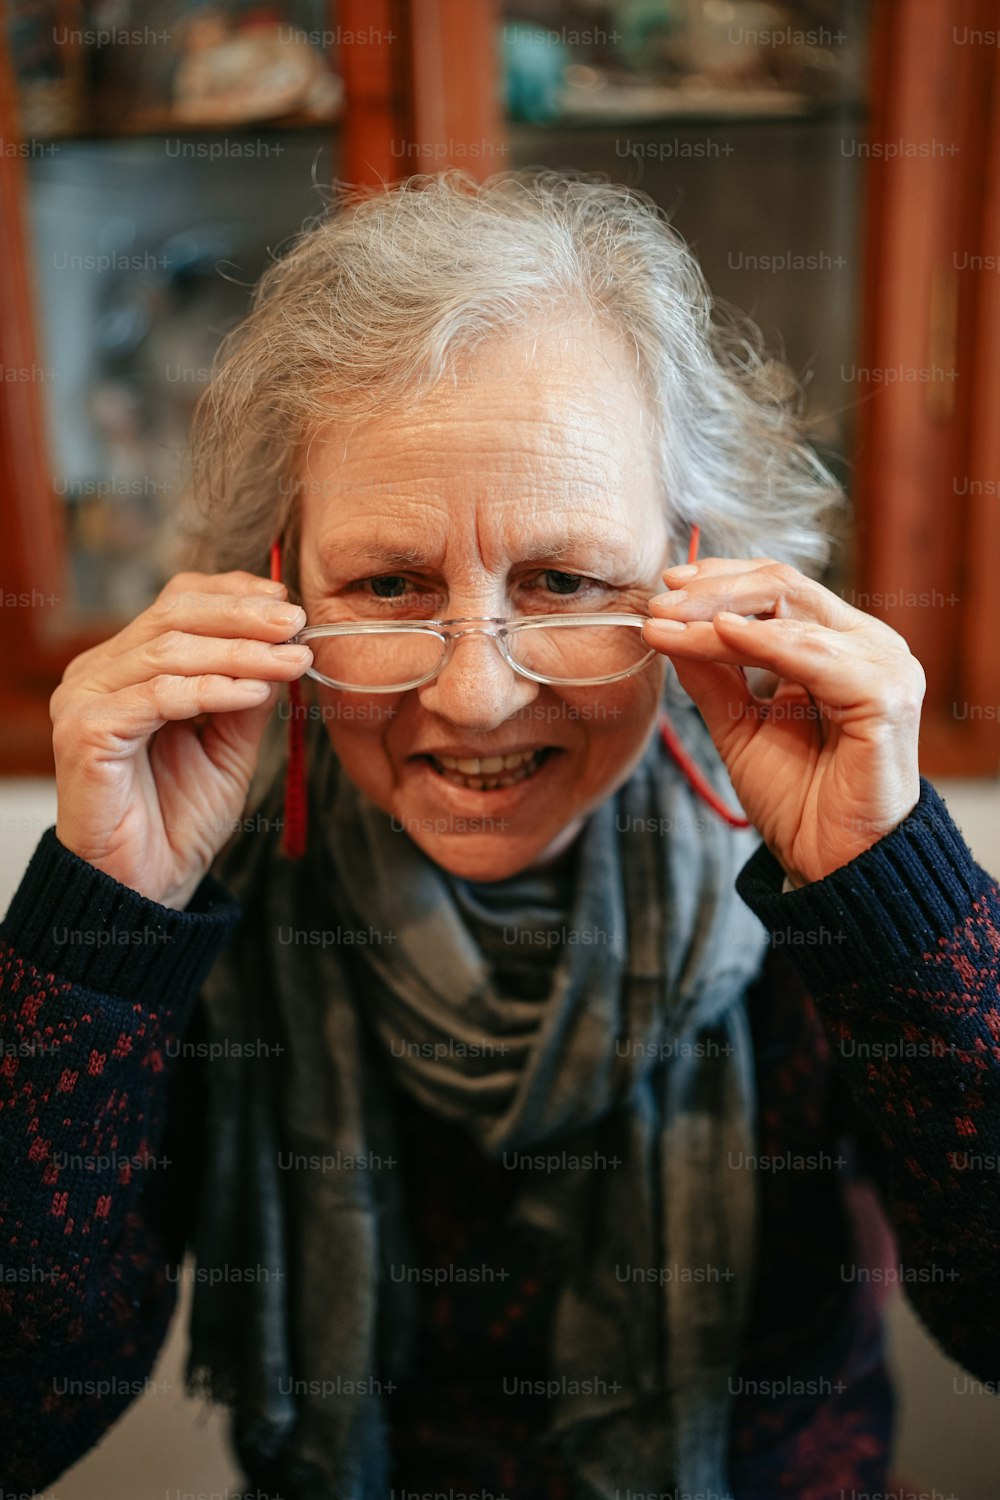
[{"xmin": 427, "ymin": 751, "xmax": 552, "ymax": 791}]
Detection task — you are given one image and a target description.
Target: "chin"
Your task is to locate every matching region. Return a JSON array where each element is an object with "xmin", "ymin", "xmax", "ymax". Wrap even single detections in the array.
[{"xmin": 403, "ymin": 830, "xmax": 561, "ymax": 883}]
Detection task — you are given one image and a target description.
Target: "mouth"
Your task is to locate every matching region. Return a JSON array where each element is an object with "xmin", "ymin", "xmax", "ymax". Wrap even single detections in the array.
[{"xmin": 413, "ymin": 746, "xmax": 561, "ymax": 791}]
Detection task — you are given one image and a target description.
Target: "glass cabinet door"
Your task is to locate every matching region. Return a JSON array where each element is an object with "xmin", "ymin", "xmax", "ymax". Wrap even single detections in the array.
[
  {"xmin": 6, "ymin": 0, "xmax": 343, "ymax": 624},
  {"xmin": 26, "ymin": 130, "xmax": 340, "ymax": 616},
  {"xmin": 500, "ymin": 0, "xmax": 870, "ymax": 595}
]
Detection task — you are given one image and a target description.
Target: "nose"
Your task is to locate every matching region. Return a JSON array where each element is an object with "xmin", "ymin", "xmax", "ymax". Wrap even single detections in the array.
[{"xmin": 416, "ymin": 629, "xmax": 540, "ymax": 730}]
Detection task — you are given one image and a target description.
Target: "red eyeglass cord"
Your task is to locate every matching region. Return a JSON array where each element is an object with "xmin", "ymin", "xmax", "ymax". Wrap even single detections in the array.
[
  {"xmin": 270, "ymin": 539, "xmax": 309, "ymax": 858},
  {"xmin": 269, "ymin": 523, "xmax": 749, "ymax": 859}
]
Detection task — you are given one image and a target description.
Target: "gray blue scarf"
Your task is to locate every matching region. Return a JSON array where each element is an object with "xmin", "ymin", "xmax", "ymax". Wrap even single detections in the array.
[{"xmin": 187, "ymin": 701, "xmax": 770, "ymax": 1497}]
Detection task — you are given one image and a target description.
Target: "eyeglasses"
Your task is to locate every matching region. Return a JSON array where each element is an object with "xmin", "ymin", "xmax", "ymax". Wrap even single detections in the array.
[{"xmin": 292, "ymin": 613, "xmax": 657, "ymax": 692}]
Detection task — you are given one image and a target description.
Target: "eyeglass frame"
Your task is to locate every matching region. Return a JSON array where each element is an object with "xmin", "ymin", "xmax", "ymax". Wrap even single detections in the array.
[{"xmin": 291, "ymin": 613, "xmax": 658, "ymax": 692}]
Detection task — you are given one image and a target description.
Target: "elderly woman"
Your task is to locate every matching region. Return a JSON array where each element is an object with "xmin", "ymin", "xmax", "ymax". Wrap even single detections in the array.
[{"xmin": 1, "ymin": 171, "xmax": 997, "ymax": 1500}]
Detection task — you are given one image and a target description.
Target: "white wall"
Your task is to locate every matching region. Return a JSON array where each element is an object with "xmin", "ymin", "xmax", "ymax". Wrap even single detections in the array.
[{"xmin": 2, "ymin": 777, "xmax": 998, "ymax": 1497}]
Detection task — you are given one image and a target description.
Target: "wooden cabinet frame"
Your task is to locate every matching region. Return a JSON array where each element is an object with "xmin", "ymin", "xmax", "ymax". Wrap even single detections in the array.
[{"xmin": 853, "ymin": 0, "xmax": 1000, "ymax": 774}]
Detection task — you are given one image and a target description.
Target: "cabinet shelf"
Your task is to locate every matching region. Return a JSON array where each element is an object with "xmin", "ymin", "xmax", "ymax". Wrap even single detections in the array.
[
  {"xmin": 509, "ymin": 99, "xmax": 867, "ymax": 133},
  {"xmin": 26, "ymin": 111, "xmax": 343, "ymax": 145}
]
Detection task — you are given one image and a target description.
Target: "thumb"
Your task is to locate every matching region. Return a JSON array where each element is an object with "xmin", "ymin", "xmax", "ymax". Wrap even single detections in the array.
[
  {"xmin": 198, "ymin": 681, "xmax": 284, "ymax": 788},
  {"xmin": 670, "ymin": 657, "xmax": 757, "ymax": 766}
]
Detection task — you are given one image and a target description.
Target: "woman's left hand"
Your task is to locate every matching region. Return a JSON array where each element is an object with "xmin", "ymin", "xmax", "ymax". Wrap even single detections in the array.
[{"xmin": 642, "ymin": 557, "xmax": 926, "ymax": 887}]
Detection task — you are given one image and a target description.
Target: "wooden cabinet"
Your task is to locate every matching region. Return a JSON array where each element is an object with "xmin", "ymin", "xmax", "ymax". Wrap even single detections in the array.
[{"xmin": 1, "ymin": 0, "xmax": 996, "ymax": 778}]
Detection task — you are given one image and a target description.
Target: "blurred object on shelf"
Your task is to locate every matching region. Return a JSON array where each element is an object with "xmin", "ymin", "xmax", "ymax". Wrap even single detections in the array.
[
  {"xmin": 501, "ymin": 0, "xmax": 866, "ymax": 123},
  {"xmin": 80, "ymin": 0, "xmax": 184, "ymax": 134},
  {"xmin": 678, "ymin": 0, "xmax": 796, "ymax": 80},
  {"xmin": 615, "ymin": 0, "xmax": 684, "ymax": 71},
  {"xmin": 673, "ymin": 0, "xmax": 856, "ymax": 101},
  {"xmin": 171, "ymin": 6, "xmax": 342, "ymax": 127},
  {"xmin": 501, "ymin": 22, "xmax": 570, "ymax": 122},
  {"xmin": 557, "ymin": 73, "xmax": 808, "ymax": 118},
  {"xmin": 5, "ymin": 0, "xmax": 342, "ymax": 138},
  {"xmin": 6, "ymin": 0, "xmax": 87, "ymax": 135}
]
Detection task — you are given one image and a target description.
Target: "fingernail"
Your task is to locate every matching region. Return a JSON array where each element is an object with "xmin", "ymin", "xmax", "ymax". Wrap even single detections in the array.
[
  {"xmin": 664, "ymin": 564, "xmax": 698, "ymax": 579},
  {"xmin": 646, "ymin": 617, "xmax": 687, "ymax": 631},
  {"xmin": 716, "ymin": 611, "xmax": 748, "ymax": 625},
  {"xmin": 271, "ymin": 644, "xmax": 312, "ymax": 660},
  {"xmin": 272, "ymin": 604, "xmax": 306, "ymax": 628}
]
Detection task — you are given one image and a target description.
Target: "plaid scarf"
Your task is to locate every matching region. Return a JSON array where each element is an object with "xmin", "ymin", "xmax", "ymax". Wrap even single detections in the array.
[{"xmin": 188, "ymin": 702, "xmax": 769, "ymax": 1498}]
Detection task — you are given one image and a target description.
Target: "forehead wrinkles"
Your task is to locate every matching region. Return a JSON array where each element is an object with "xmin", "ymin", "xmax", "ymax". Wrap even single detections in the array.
[
  {"xmin": 300, "ymin": 381, "xmax": 665, "ymax": 575},
  {"xmin": 303, "ymin": 364, "xmax": 651, "ymax": 485},
  {"xmin": 479, "ymin": 494, "xmax": 635, "ymax": 564},
  {"xmin": 306, "ymin": 457, "xmax": 647, "ymax": 551},
  {"xmin": 340, "ymin": 492, "xmax": 642, "ymax": 557},
  {"xmin": 304, "ymin": 440, "xmax": 632, "ymax": 510}
]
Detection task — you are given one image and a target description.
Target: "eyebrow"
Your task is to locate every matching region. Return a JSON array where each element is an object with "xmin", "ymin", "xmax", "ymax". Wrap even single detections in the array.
[
  {"xmin": 335, "ymin": 542, "xmax": 436, "ymax": 570},
  {"xmin": 322, "ymin": 531, "xmax": 633, "ymax": 573}
]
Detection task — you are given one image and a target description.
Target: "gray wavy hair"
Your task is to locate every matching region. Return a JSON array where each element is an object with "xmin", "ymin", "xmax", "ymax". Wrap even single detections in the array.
[{"xmin": 188, "ymin": 168, "xmax": 842, "ymax": 590}]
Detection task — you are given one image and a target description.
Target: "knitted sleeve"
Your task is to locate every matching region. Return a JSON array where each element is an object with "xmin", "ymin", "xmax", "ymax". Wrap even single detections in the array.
[
  {"xmin": 0, "ymin": 829, "xmax": 240, "ymax": 1488},
  {"xmin": 736, "ymin": 776, "xmax": 1000, "ymax": 1383}
]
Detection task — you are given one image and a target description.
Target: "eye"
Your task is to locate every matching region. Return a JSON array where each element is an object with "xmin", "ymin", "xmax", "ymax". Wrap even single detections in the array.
[
  {"xmin": 542, "ymin": 570, "xmax": 584, "ymax": 595},
  {"xmin": 341, "ymin": 573, "xmax": 443, "ymax": 618},
  {"xmin": 368, "ymin": 575, "xmax": 409, "ymax": 598}
]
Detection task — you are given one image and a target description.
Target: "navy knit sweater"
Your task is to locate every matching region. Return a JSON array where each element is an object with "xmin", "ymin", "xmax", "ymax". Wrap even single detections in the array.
[{"xmin": 1, "ymin": 775, "xmax": 998, "ymax": 1497}]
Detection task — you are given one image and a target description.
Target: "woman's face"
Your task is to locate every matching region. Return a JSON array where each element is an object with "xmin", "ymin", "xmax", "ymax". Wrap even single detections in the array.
[{"xmin": 297, "ymin": 315, "xmax": 672, "ymax": 881}]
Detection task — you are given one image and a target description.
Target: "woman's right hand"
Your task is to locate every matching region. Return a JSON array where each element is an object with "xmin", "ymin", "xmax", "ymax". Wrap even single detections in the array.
[{"xmin": 51, "ymin": 570, "xmax": 313, "ymax": 910}]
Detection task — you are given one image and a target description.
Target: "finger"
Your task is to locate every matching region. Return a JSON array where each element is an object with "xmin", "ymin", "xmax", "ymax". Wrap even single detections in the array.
[
  {"xmin": 667, "ymin": 654, "xmax": 760, "ymax": 765},
  {"xmin": 662, "ymin": 554, "xmax": 782, "ymax": 582},
  {"xmin": 652, "ymin": 559, "xmax": 863, "ymax": 632},
  {"xmin": 64, "ymin": 592, "xmax": 305, "ymax": 684},
  {"xmin": 196, "ymin": 681, "xmax": 284, "ymax": 782},
  {"xmin": 64, "ymin": 597, "xmax": 305, "ymax": 690},
  {"xmin": 64, "ymin": 675, "xmax": 280, "ymax": 753},
  {"xmin": 648, "ymin": 614, "xmax": 922, "ymax": 721},
  {"xmin": 643, "ymin": 614, "xmax": 873, "ymax": 680},
  {"xmin": 644, "ymin": 616, "xmax": 765, "ymax": 669},
  {"xmin": 159, "ymin": 569, "xmax": 287, "ymax": 600},
  {"xmin": 82, "ymin": 631, "xmax": 312, "ymax": 695}
]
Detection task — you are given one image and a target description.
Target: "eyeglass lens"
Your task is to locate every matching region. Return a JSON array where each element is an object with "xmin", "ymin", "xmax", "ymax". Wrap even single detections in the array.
[{"xmin": 307, "ymin": 621, "xmax": 652, "ymax": 688}]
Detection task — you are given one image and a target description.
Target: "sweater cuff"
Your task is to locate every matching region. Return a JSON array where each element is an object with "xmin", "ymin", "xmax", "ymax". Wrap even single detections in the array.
[
  {"xmin": 735, "ymin": 777, "xmax": 986, "ymax": 994},
  {"xmin": 1, "ymin": 827, "xmax": 241, "ymax": 1002}
]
